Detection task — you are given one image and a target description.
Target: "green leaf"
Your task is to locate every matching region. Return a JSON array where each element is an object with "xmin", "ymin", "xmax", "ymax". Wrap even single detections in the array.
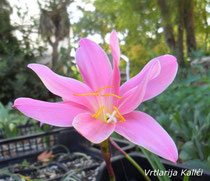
[
  {"xmin": 183, "ymin": 159, "xmax": 210, "ymax": 170},
  {"xmin": 180, "ymin": 141, "xmax": 197, "ymax": 161}
]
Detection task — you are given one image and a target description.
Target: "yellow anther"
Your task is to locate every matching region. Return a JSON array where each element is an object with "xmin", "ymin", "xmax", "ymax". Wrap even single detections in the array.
[
  {"xmin": 73, "ymin": 86, "xmax": 123, "ymax": 100},
  {"xmin": 101, "ymin": 94, "xmax": 124, "ymax": 99},
  {"xmin": 91, "ymin": 106, "xmax": 104, "ymax": 119},
  {"xmin": 113, "ymin": 106, "xmax": 126, "ymax": 122},
  {"xmin": 73, "ymin": 93, "xmax": 99, "ymax": 96},
  {"xmin": 96, "ymin": 86, "xmax": 114, "ymax": 93}
]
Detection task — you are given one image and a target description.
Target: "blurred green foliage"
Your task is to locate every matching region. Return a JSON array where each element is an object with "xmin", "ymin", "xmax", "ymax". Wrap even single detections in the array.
[
  {"xmin": 138, "ymin": 66, "xmax": 210, "ymax": 169},
  {"xmin": 74, "ymin": 0, "xmax": 209, "ymax": 74},
  {"xmin": 0, "ymin": 0, "xmax": 50, "ymax": 104},
  {"xmin": 0, "ymin": 102, "xmax": 51, "ymax": 138},
  {"xmin": 0, "ymin": 102, "xmax": 27, "ymax": 138},
  {"xmin": 0, "ymin": 53, "xmax": 51, "ymax": 104}
]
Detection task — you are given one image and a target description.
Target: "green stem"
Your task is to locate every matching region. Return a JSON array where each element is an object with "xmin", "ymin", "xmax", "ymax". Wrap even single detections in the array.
[
  {"xmin": 152, "ymin": 154, "xmax": 170, "ymax": 181},
  {"xmin": 140, "ymin": 147, "xmax": 169, "ymax": 181},
  {"xmin": 109, "ymin": 138, "xmax": 151, "ymax": 181},
  {"xmin": 183, "ymin": 171, "xmax": 190, "ymax": 181},
  {"xmin": 140, "ymin": 147, "xmax": 159, "ymax": 171},
  {"xmin": 100, "ymin": 139, "xmax": 116, "ymax": 181},
  {"xmin": 125, "ymin": 154, "xmax": 151, "ymax": 181}
]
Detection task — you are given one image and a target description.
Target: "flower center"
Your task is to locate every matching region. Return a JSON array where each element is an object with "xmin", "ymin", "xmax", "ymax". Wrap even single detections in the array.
[{"xmin": 73, "ymin": 86, "xmax": 125, "ymax": 123}]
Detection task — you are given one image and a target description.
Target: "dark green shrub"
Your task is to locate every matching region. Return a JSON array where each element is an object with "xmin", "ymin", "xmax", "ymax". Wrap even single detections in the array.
[{"xmin": 138, "ymin": 66, "xmax": 210, "ymax": 169}]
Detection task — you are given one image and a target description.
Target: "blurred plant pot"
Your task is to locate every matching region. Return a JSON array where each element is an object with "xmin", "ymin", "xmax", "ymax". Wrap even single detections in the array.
[
  {"xmin": 58, "ymin": 129, "xmax": 136, "ymax": 157},
  {"xmin": 96, "ymin": 153, "xmax": 210, "ymax": 181},
  {"xmin": 0, "ymin": 127, "xmax": 135, "ymax": 180},
  {"xmin": 0, "ymin": 127, "xmax": 134, "ymax": 168}
]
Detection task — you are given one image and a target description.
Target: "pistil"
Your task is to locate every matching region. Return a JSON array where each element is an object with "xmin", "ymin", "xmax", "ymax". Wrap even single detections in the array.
[{"xmin": 106, "ymin": 110, "xmax": 117, "ymax": 123}]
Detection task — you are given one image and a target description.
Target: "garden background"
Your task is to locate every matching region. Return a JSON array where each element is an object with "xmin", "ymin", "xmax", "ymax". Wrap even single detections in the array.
[{"xmin": 0, "ymin": 0, "xmax": 210, "ymax": 170}]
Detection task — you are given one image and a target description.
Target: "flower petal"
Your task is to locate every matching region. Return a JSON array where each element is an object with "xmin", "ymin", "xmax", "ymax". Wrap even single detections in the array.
[
  {"xmin": 28, "ymin": 64, "xmax": 95, "ymax": 111},
  {"xmin": 13, "ymin": 98, "xmax": 87, "ymax": 127},
  {"xmin": 110, "ymin": 30, "xmax": 121, "ymax": 96},
  {"xmin": 118, "ymin": 78, "xmax": 147, "ymax": 115},
  {"xmin": 110, "ymin": 30, "xmax": 120, "ymax": 66},
  {"xmin": 115, "ymin": 111, "xmax": 178, "ymax": 163},
  {"xmin": 73, "ymin": 113, "xmax": 115, "ymax": 144},
  {"xmin": 118, "ymin": 60, "xmax": 160, "ymax": 114},
  {"xmin": 143, "ymin": 55, "xmax": 178, "ymax": 101},
  {"xmin": 76, "ymin": 38, "xmax": 112, "ymax": 91},
  {"xmin": 120, "ymin": 55, "xmax": 178, "ymax": 102}
]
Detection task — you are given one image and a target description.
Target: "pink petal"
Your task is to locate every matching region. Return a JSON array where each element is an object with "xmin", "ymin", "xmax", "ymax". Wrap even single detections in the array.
[
  {"xmin": 13, "ymin": 98, "xmax": 87, "ymax": 127},
  {"xmin": 110, "ymin": 30, "xmax": 120, "ymax": 66},
  {"xmin": 143, "ymin": 55, "xmax": 178, "ymax": 101},
  {"xmin": 115, "ymin": 111, "xmax": 178, "ymax": 163},
  {"xmin": 73, "ymin": 113, "xmax": 115, "ymax": 144},
  {"xmin": 120, "ymin": 55, "xmax": 178, "ymax": 102},
  {"xmin": 118, "ymin": 78, "xmax": 147, "ymax": 115},
  {"xmin": 117, "ymin": 60, "xmax": 160, "ymax": 114},
  {"xmin": 76, "ymin": 38, "xmax": 112, "ymax": 91},
  {"xmin": 110, "ymin": 30, "xmax": 121, "ymax": 97},
  {"xmin": 28, "ymin": 64, "xmax": 95, "ymax": 111}
]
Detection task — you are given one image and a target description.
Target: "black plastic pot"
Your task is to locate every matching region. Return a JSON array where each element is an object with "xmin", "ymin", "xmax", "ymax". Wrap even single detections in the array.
[
  {"xmin": 0, "ymin": 126, "xmax": 135, "ymax": 167},
  {"xmin": 0, "ymin": 128, "xmax": 68, "ymax": 167},
  {"xmin": 0, "ymin": 119, "xmax": 53, "ymax": 139},
  {"xmin": 57, "ymin": 128, "xmax": 136, "ymax": 158},
  {"xmin": 96, "ymin": 153, "xmax": 210, "ymax": 181},
  {"xmin": 0, "ymin": 152, "xmax": 101, "ymax": 181},
  {"xmin": 0, "ymin": 127, "xmax": 103, "ymax": 180},
  {"xmin": 93, "ymin": 137, "xmax": 136, "ymax": 156}
]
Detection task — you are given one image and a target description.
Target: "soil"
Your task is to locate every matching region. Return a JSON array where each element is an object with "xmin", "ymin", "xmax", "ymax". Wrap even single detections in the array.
[{"xmin": 0, "ymin": 152, "xmax": 102, "ymax": 181}]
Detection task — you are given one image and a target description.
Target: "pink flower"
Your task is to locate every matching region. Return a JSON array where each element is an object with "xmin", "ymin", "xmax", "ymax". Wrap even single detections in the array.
[{"xmin": 13, "ymin": 31, "xmax": 178, "ymax": 163}]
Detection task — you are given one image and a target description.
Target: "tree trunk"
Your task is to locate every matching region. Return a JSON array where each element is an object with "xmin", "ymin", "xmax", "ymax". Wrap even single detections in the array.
[
  {"xmin": 156, "ymin": 0, "xmax": 176, "ymax": 55},
  {"xmin": 52, "ymin": 40, "xmax": 59, "ymax": 70},
  {"xmin": 183, "ymin": 0, "xmax": 196, "ymax": 56},
  {"xmin": 176, "ymin": 0, "xmax": 185, "ymax": 67}
]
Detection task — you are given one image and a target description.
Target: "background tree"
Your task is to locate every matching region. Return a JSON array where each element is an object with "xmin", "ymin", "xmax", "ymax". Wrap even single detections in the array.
[
  {"xmin": 183, "ymin": 0, "xmax": 197, "ymax": 55},
  {"xmin": 38, "ymin": 0, "xmax": 72, "ymax": 70},
  {"xmin": 0, "ymin": 1, "xmax": 50, "ymax": 104},
  {"xmin": 74, "ymin": 0, "xmax": 167, "ymax": 75},
  {"xmin": 0, "ymin": 0, "xmax": 20, "ymax": 55},
  {"xmin": 73, "ymin": 0, "xmax": 209, "ymax": 71},
  {"xmin": 156, "ymin": 0, "xmax": 197, "ymax": 66}
]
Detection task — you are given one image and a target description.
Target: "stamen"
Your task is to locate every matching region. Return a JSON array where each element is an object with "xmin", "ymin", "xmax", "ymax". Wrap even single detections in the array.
[
  {"xmin": 113, "ymin": 106, "xmax": 126, "ymax": 122},
  {"xmin": 73, "ymin": 93, "xmax": 99, "ymax": 96},
  {"xmin": 91, "ymin": 106, "xmax": 104, "ymax": 119},
  {"xmin": 115, "ymin": 115, "xmax": 120, "ymax": 118},
  {"xmin": 96, "ymin": 86, "xmax": 113, "ymax": 93},
  {"xmin": 101, "ymin": 94, "xmax": 125, "ymax": 99}
]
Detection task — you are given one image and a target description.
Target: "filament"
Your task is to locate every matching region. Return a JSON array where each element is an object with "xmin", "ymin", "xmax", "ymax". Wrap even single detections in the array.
[
  {"xmin": 101, "ymin": 94, "xmax": 124, "ymax": 99},
  {"xmin": 96, "ymin": 86, "xmax": 113, "ymax": 93},
  {"xmin": 91, "ymin": 106, "xmax": 104, "ymax": 119},
  {"xmin": 73, "ymin": 93, "xmax": 99, "ymax": 96},
  {"xmin": 113, "ymin": 106, "xmax": 126, "ymax": 122}
]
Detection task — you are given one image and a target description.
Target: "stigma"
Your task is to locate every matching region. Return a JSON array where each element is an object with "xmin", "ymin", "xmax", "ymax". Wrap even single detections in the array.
[{"xmin": 106, "ymin": 110, "xmax": 117, "ymax": 123}]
